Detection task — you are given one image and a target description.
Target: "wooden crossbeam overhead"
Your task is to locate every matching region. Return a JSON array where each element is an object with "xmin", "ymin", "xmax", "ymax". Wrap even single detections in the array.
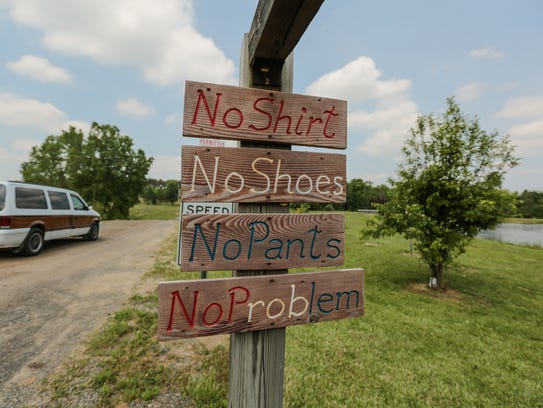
[{"xmin": 248, "ymin": 0, "xmax": 324, "ymax": 65}]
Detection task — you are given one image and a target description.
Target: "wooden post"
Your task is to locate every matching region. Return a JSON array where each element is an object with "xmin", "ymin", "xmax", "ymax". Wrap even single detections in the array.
[
  {"xmin": 227, "ymin": 33, "xmax": 292, "ymax": 408},
  {"xmin": 228, "ymin": 2, "xmax": 323, "ymax": 406}
]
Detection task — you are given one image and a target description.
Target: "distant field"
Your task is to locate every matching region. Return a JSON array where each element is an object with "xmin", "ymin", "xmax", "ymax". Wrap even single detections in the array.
[{"xmin": 129, "ymin": 202, "xmax": 179, "ymax": 220}]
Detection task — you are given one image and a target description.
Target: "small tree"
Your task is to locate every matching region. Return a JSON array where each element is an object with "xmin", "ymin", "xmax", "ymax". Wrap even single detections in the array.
[
  {"xmin": 366, "ymin": 97, "xmax": 518, "ymax": 289},
  {"xmin": 164, "ymin": 180, "xmax": 179, "ymax": 205}
]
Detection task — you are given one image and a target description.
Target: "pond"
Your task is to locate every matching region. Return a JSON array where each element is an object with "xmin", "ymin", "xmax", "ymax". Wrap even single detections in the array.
[{"xmin": 478, "ymin": 223, "xmax": 543, "ymax": 247}]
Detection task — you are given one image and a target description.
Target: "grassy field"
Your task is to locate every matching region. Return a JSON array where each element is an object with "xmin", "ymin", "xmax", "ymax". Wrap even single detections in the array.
[
  {"xmin": 129, "ymin": 202, "xmax": 180, "ymax": 220},
  {"xmin": 43, "ymin": 210, "xmax": 543, "ymax": 407}
]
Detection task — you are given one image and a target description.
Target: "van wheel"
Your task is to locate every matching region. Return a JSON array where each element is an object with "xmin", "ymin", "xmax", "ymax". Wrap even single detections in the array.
[
  {"xmin": 84, "ymin": 222, "xmax": 100, "ymax": 241},
  {"xmin": 23, "ymin": 228, "xmax": 44, "ymax": 256}
]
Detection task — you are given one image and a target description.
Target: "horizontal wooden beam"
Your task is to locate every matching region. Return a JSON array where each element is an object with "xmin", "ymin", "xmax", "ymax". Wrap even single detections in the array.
[{"xmin": 248, "ymin": 0, "xmax": 324, "ymax": 64}]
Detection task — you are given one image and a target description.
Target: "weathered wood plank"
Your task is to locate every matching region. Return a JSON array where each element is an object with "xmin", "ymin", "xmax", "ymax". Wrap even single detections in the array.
[
  {"xmin": 229, "ymin": 17, "xmax": 295, "ymax": 408},
  {"xmin": 158, "ymin": 268, "xmax": 364, "ymax": 339},
  {"xmin": 182, "ymin": 80, "xmax": 347, "ymax": 149},
  {"xmin": 181, "ymin": 145, "xmax": 346, "ymax": 203},
  {"xmin": 180, "ymin": 213, "xmax": 344, "ymax": 271},
  {"xmin": 248, "ymin": 0, "xmax": 324, "ymax": 62}
]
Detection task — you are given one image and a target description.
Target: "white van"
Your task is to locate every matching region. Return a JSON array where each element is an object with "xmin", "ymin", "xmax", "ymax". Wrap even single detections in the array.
[{"xmin": 0, "ymin": 181, "xmax": 101, "ymax": 256}]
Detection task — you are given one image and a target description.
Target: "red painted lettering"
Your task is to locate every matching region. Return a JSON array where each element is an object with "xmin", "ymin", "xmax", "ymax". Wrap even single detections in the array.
[
  {"xmin": 202, "ymin": 302, "xmax": 223, "ymax": 326},
  {"xmin": 192, "ymin": 90, "xmax": 222, "ymax": 126},
  {"xmin": 249, "ymin": 97, "xmax": 274, "ymax": 131},
  {"xmin": 223, "ymin": 107, "xmax": 243, "ymax": 129},
  {"xmin": 295, "ymin": 107, "xmax": 307, "ymax": 135},
  {"xmin": 273, "ymin": 100, "xmax": 293, "ymax": 134},
  {"xmin": 167, "ymin": 290, "xmax": 199, "ymax": 330},
  {"xmin": 322, "ymin": 106, "xmax": 339, "ymax": 138},
  {"xmin": 228, "ymin": 286, "xmax": 250, "ymax": 322},
  {"xmin": 305, "ymin": 116, "xmax": 323, "ymax": 136}
]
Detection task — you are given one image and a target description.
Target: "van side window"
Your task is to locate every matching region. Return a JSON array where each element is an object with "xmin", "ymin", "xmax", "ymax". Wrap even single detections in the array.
[
  {"xmin": 70, "ymin": 194, "xmax": 87, "ymax": 210},
  {"xmin": 0, "ymin": 185, "xmax": 5, "ymax": 211},
  {"xmin": 48, "ymin": 190, "xmax": 70, "ymax": 210},
  {"xmin": 15, "ymin": 187, "xmax": 48, "ymax": 209}
]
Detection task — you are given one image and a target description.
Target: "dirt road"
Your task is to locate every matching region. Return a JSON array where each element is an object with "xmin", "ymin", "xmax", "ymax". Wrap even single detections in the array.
[{"xmin": 0, "ymin": 219, "xmax": 177, "ymax": 407}]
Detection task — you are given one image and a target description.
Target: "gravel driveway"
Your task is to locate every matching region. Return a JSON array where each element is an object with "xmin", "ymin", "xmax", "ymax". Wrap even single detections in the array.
[{"xmin": 0, "ymin": 219, "xmax": 177, "ymax": 407}]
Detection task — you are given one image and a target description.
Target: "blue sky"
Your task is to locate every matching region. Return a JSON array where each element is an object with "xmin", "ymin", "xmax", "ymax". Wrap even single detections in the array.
[{"xmin": 1, "ymin": 0, "xmax": 542, "ymax": 192}]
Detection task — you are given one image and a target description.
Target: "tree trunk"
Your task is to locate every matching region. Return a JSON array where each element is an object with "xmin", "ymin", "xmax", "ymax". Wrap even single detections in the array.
[{"xmin": 429, "ymin": 264, "xmax": 443, "ymax": 289}]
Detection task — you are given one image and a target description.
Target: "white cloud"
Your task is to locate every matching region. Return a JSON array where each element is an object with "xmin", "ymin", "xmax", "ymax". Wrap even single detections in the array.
[
  {"xmin": 351, "ymin": 101, "xmax": 419, "ymax": 156},
  {"xmin": 148, "ymin": 155, "xmax": 180, "ymax": 180},
  {"xmin": 455, "ymin": 81, "xmax": 487, "ymax": 103},
  {"xmin": 508, "ymin": 118, "xmax": 543, "ymax": 156},
  {"xmin": 469, "ymin": 47, "xmax": 505, "ymax": 59},
  {"xmin": 116, "ymin": 98, "xmax": 155, "ymax": 118},
  {"xmin": 5, "ymin": 0, "xmax": 236, "ymax": 86},
  {"xmin": 305, "ymin": 56, "xmax": 411, "ymax": 103},
  {"xmin": 305, "ymin": 56, "xmax": 418, "ymax": 157},
  {"xmin": 495, "ymin": 96, "xmax": 543, "ymax": 156},
  {"xmin": 6, "ymin": 55, "xmax": 73, "ymax": 84},
  {"xmin": 495, "ymin": 95, "xmax": 543, "ymax": 118},
  {"xmin": 0, "ymin": 92, "xmax": 65, "ymax": 132},
  {"xmin": 11, "ymin": 138, "xmax": 41, "ymax": 152},
  {"xmin": 0, "ymin": 146, "xmax": 26, "ymax": 180},
  {"xmin": 0, "ymin": 92, "xmax": 88, "ymax": 133}
]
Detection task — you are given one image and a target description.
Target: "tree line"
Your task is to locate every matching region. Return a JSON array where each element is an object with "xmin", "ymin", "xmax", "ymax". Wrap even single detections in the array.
[
  {"xmin": 19, "ymin": 121, "xmax": 540, "ymax": 220},
  {"xmin": 142, "ymin": 179, "xmax": 179, "ymax": 205},
  {"xmin": 139, "ymin": 177, "xmax": 543, "ymax": 220},
  {"xmin": 507, "ymin": 190, "xmax": 543, "ymax": 219},
  {"xmin": 295, "ymin": 179, "xmax": 543, "ymax": 219},
  {"xmin": 18, "ymin": 99, "xmax": 539, "ymax": 290}
]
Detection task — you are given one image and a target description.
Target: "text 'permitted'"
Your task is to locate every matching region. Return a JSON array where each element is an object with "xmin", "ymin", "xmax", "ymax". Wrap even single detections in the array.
[{"xmin": 158, "ymin": 269, "xmax": 364, "ymax": 339}]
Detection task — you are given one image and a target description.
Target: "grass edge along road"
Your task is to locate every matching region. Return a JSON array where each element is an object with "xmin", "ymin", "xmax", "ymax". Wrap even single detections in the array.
[{"xmin": 41, "ymin": 209, "xmax": 543, "ymax": 407}]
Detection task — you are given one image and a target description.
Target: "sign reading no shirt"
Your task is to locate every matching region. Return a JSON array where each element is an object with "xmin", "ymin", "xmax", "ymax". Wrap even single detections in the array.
[
  {"xmin": 181, "ymin": 146, "xmax": 346, "ymax": 203},
  {"xmin": 182, "ymin": 81, "xmax": 347, "ymax": 149}
]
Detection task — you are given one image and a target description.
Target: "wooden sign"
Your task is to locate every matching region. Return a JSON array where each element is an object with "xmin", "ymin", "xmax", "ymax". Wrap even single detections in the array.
[
  {"xmin": 183, "ymin": 81, "xmax": 347, "ymax": 149},
  {"xmin": 179, "ymin": 213, "xmax": 344, "ymax": 271},
  {"xmin": 181, "ymin": 146, "xmax": 346, "ymax": 203},
  {"xmin": 158, "ymin": 268, "xmax": 364, "ymax": 339}
]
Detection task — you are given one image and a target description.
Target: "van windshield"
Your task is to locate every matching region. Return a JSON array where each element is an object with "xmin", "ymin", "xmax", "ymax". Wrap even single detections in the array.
[{"xmin": 0, "ymin": 185, "xmax": 5, "ymax": 211}]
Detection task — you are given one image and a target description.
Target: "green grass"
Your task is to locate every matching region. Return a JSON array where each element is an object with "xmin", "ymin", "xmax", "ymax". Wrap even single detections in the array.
[
  {"xmin": 129, "ymin": 202, "xmax": 180, "ymax": 220},
  {"xmin": 284, "ymin": 213, "xmax": 543, "ymax": 407},
  {"xmin": 43, "ymin": 212, "xmax": 543, "ymax": 407},
  {"xmin": 505, "ymin": 217, "xmax": 543, "ymax": 224}
]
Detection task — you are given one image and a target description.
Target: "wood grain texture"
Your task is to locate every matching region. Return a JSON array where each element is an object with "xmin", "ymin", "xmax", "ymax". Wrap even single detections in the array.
[
  {"xmin": 248, "ymin": 0, "xmax": 324, "ymax": 62},
  {"xmin": 182, "ymin": 80, "xmax": 347, "ymax": 149},
  {"xmin": 180, "ymin": 212, "xmax": 344, "ymax": 271},
  {"xmin": 158, "ymin": 268, "xmax": 364, "ymax": 339},
  {"xmin": 229, "ymin": 24, "xmax": 291, "ymax": 408},
  {"xmin": 181, "ymin": 145, "xmax": 346, "ymax": 203}
]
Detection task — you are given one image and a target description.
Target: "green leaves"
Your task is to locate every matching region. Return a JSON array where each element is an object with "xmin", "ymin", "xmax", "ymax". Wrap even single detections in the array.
[
  {"xmin": 367, "ymin": 97, "xmax": 519, "ymax": 288},
  {"xmin": 21, "ymin": 123, "xmax": 153, "ymax": 219}
]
